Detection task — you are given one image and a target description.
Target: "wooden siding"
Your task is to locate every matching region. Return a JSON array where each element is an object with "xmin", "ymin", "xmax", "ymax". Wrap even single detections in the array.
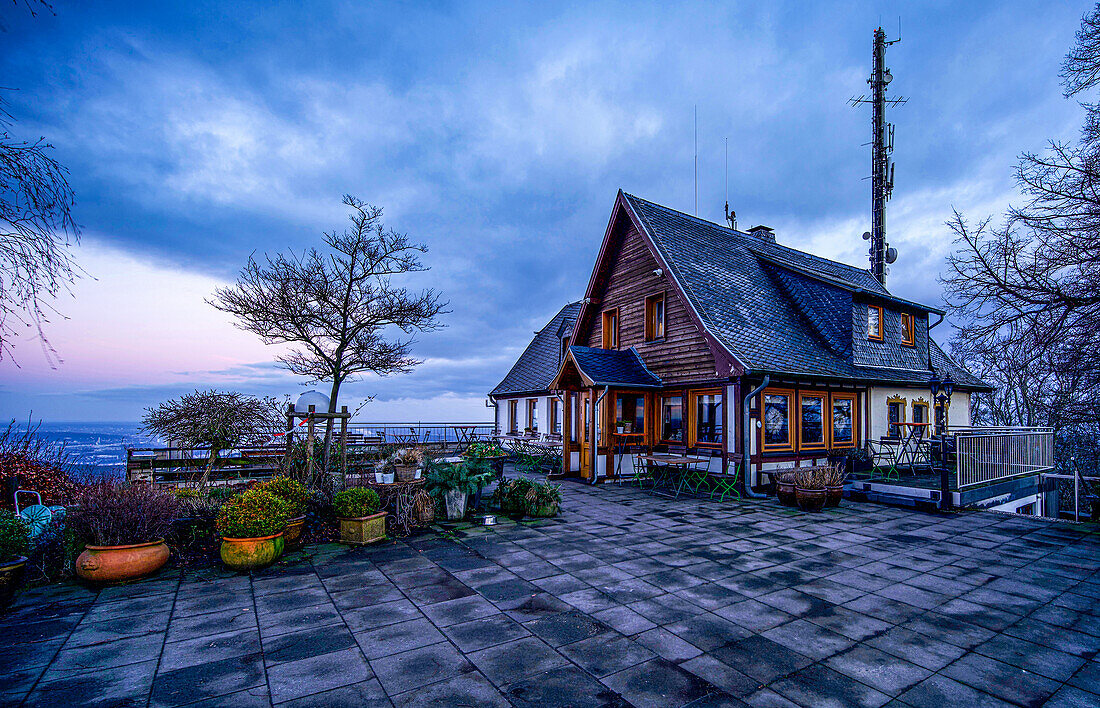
[{"xmin": 577, "ymin": 225, "xmax": 717, "ymax": 384}]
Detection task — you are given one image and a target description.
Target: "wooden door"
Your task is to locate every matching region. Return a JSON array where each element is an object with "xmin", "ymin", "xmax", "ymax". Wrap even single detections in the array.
[{"xmin": 579, "ymin": 390, "xmax": 592, "ymax": 479}]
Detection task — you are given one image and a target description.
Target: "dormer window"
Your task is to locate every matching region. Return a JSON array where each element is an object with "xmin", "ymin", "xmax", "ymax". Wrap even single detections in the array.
[
  {"xmin": 867, "ymin": 305, "xmax": 883, "ymax": 341},
  {"xmin": 900, "ymin": 313, "xmax": 915, "ymax": 346}
]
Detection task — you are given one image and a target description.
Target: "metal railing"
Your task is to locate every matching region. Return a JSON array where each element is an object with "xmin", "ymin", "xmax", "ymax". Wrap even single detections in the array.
[{"xmin": 952, "ymin": 426, "xmax": 1054, "ymax": 489}]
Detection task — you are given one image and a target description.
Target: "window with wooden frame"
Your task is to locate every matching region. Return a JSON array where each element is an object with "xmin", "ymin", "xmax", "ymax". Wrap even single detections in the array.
[
  {"xmin": 830, "ymin": 393, "xmax": 857, "ymax": 448},
  {"xmin": 798, "ymin": 391, "xmax": 828, "ymax": 451},
  {"xmin": 690, "ymin": 389, "xmax": 723, "ymax": 448},
  {"xmin": 508, "ymin": 400, "xmax": 518, "ymax": 434},
  {"xmin": 614, "ymin": 393, "xmax": 646, "ymax": 435},
  {"xmin": 527, "ymin": 399, "xmax": 538, "ymax": 432},
  {"xmin": 867, "ymin": 305, "xmax": 884, "ymax": 340},
  {"xmin": 550, "ymin": 398, "xmax": 561, "ymax": 434},
  {"xmin": 660, "ymin": 395, "xmax": 683, "ymax": 443},
  {"xmin": 886, "ymin": 396, "xmax": 906, "ymax": 438},
  {"xmin": 645, "ymin": 293, "xmax": 665, "ymax": 341},
  {"xmin": 601, "ymin": 308, "xmax": 619, "ymax": 349},
  {"xmin": 761, "ymin": 388, "xmax": 794, "ymax": 451},
  {"xmin": 911, "ymin": 399, "xmax": 928, "ymax": 426},
  {"xmin": 900, "ymin": 312, "xmax": 915, "ymax": 346}
]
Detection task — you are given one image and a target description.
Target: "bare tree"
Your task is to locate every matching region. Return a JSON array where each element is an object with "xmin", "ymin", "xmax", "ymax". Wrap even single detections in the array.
[
  {"xmin": 142, "ymin": 390, "xmax": 284, "ymax": 488},
  {"xmin": 210, "ymin": 195, "xmax": 447, "ymax": 463}
]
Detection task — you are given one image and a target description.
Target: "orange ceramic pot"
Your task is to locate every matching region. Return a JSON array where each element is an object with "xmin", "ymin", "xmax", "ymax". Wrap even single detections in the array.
[
  {"xmin": 220, "ymin": 532, "xmax": 284, "ymax": 571},
  {"xmin": 76, "ymin": 539, "xmax": 170, "ymax": 583},
  {"xmin": 284, "ymin": 516, "xmax": 306, "ymax": 550}
]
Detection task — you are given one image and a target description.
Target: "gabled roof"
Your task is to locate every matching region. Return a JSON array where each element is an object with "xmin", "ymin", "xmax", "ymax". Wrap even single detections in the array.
[
  {"xmin": 490, "ymin": 302, "xmax": 582, "ymax": 397},
  {"xmin": 552, "ymin": 346, "xmax": 662, "ymax": 389},
  {"xmin": 612, "ymin": 192, "xmax": 990, "ymax": 390}
]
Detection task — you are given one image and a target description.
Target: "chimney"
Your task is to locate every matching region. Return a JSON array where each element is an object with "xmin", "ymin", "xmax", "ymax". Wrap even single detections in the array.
[{"xmin": 748, "ymin": 225, "xmax": 775, "ymax": 243}]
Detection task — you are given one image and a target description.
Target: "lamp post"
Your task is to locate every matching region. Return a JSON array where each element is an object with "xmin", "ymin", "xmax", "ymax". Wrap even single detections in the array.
[{"xmin": 930, "ymin": 372, "xmax": 954, "ymax": 509}]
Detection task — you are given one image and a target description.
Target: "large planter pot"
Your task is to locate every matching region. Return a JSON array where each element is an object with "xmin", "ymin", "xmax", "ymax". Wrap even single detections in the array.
[
  {"xmin": 443, "ymin": 489, "xmax": 467, "ymax": 521},
  {"xmin": 220, "ymin": 533, "xmax": 285, "ymax": 571},
  {"xmin": 76, "ymin": 539, "xmax": 170, "ymax": 583},
  {"xmin": 394, "ymin": 464, "xmax": 418, "ymax": 483},
  {"xmin": 338, "ymin": 512, "xmax": 387, "ymax": 545},
  {"xmin": 776, "ymin": 481, "xmax": 797, "ymax": 507},
  {"xmin": 825, "ymin": 485, "xmax": 844, "ymax": 508},
  {"xmin": 795, "ymin": 487, "xmax": 828, "ymax": 513},
  {"xmin": 529, "ymin": 503, "xmax": 559, "ymax": 518},
  {"xmin": 284, "ymin": 516, "xmax": 306, "ymax": 551},
  {"xmin": 0, "ymin": 556, "xmax": 27, "ymax": 606}
]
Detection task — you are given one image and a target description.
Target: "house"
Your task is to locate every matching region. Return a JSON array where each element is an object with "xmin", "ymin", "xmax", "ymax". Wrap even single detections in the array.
[
  {"xmin": 544, "ymin": 191, "xmax": 991, "ymax": 495},
  {"xmin": 490, "ymin": 302, "xmax": 582, "ymax": 438}
]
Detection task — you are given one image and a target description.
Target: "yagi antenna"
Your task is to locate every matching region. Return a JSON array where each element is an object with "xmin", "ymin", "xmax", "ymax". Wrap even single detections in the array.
[{"xmin": 694, "ymin": 105, "xmax": 698, "ymax": 216}]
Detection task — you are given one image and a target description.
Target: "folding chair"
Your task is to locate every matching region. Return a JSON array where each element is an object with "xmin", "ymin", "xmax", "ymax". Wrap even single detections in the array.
[{"xmin": 708, "ymin": 461, "xmax": 742, "ymax": 502}]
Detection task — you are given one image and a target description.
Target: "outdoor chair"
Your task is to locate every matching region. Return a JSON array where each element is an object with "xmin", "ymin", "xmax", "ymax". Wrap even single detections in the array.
[
  {"xmin": 866, "ymin": 438, "xmax": 902, "ymax": 481},
  {"xmin": 708, "ymin": 461, "xmax": 742, "ymax": 503}
]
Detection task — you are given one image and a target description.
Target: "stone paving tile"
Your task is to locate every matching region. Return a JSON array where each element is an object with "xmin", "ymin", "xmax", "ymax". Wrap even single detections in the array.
[
  {"xmin": 467, "ymin": 635, "xmax": 570, "ymax": 687},
  {"xmin": 267, "ymin": 646, "xmax": 373, "ymax": 703}
]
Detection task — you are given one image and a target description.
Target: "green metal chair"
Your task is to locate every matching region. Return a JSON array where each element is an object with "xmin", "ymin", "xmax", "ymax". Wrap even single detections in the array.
[{"xmin": 709, "ymin": 462, "xmax": 742, "ymax": 502}]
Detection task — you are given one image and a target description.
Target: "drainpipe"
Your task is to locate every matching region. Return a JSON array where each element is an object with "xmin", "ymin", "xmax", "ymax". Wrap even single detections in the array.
[
  {"xmin": 591, "ymin": 386, "xmax": 610, "ymax": 484},
  {"xmin": 742, "ymin": 376, "xmax": 770, "ymax": 498}
]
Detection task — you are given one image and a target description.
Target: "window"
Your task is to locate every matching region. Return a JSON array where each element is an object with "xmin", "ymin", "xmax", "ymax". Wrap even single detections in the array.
[
  {"xmin": 561, "ymin": 336, "xmax": 570, "ymax": 363},
  {"xmin": 887, "ymin": 397, "xmax": 906, "ymax": 438},
  {"xmin": 550, "ymin": 398, "xmax": 562, "ymax": 434},
  {"xmin": 900, "ymin": 312, "xmax": 915, "ymax": 346},
  {"xmin": 868, "ymin": 305, "xmax": 883, "ymax": 340},
  {"xmin": 762, "ymin": 389, "xmax": 794, "ymax": 451},
  {"xmin": 602, "ymin": 309, "xmax": 619, "ymax": 349},
  {"xmin": 912, "ymin": 401, "xmax": 928, "ymax": 426},
  {"xmin": 614, "ymin": 393, "xmax": 646, "ymax": 435},
  {"xmin": 692, "ymin": 390, "xmax": 723, "ymax": 447},
  {"xmin": 508, "ymin": 400, "xmax": 518, "ymax": 434},
  {"xmin": 645, "ymin": 293, "xmax": 665, "ymax": 341},
  {"xmin": 527, "ymin": 399, "xmax": 538, "ymax": 432},
  {"xmin": 831, "ymin": 393, "xmax": 857, "ymax": 448},
  {"xmin": 798, "ymin": 392, "xmax": 828, "ymax": 450},
  {"xmin": 661, "ymin": 395, "xmax": 683, "ymax": 442}
]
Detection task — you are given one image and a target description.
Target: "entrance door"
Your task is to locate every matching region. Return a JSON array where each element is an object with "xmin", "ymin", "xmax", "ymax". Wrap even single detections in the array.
[{"xmin": 579, "ymin": 391, "xmax": 592, "ymax": 479}]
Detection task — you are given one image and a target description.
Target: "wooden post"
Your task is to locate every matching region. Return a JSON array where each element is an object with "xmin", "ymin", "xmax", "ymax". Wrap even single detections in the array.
[
  {"xmin": 306, "ymin": 405, "xmax": 316, "ymax": 485},
  {"xmin": 561, "ymin": 393, "xmax": 572, "ymax": 476},
  {"xmin": 283, "ymin": 403, "xmax": 295, "ymax": 473},
  {"xmin": 339, "ymin": 406, "xmax": 348, "ymax": 490}
]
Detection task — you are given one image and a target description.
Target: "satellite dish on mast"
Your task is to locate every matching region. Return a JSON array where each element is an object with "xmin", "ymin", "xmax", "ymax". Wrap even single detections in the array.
[
  {"xmin": 885, "ymin": 247, "xmax": 898, "ymax": 264},
  {"xmin": 862, "ymin": 231, "xmax": 871, "ymax": 241}
]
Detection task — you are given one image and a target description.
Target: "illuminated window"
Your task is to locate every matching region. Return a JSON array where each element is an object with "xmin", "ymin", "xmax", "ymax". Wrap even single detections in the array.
[
  {"xmin": 868, "ymin": 305, "xmax": 883, "ymax": 340},
  {"xmin": 900, "ymin": 312, "xmax": 915, "ymax": 346},
  {"xmin": 602, "ymin": 309, "xmax": 619, "ymax": 349},
  {"xmin": 645, "ymin": 293, "xmax": 665, "ymax": 341},
  {"xmin": 798, "ymin": 392, "xmax": 828, "ymax": 450},
  {"xmin": 661, "ymin": 396, "xmax": 683, "ymax": 442},
  {"xmin": 762, "ymin": 389, "xmax": 794, "ymax": 451}
]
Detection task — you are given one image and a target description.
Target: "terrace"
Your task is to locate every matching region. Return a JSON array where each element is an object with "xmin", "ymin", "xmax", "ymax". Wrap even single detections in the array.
[{"xmin": 3, "ymin": 470, "xmax": 1097, "ymax": 707}]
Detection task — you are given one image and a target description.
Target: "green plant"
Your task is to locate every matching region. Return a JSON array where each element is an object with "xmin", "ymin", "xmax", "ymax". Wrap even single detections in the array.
[
  {"xmin": 494, "ymin": 477, "xmax": 536, "ymax": 513},
  {"xmin": 215, "ymin": 489, "xmax": 291, "ymax": 539},
  {"xmin": 261, "ymin": 476, "xmax": 310, "ymax": 517},
  {"xmin": 333, "ymin": 488, "xmax": 381, "ymax": 519},
  {"xmin": 531, "ymin": 481, "xmax": 562, "ymax": 509},
  {"xmin": 0, "ymin": 511, "xmax": 31, "ymax": 563},
  {"xmin": 425, "ymin": 459, "xmax": 491, "ymax": 499},
  {"xmin": 68, "ymin": 481, "xmax": 182, "ymax": 546},
  {"xmin": 463, "ymin": 441, "xmax": 506, "ymax": 460}
]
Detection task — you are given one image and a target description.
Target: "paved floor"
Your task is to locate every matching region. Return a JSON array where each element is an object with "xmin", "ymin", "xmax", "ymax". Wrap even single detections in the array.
[{"xmin": 2, "ymin": 477, "xmax": 1099, "ymax": 707}]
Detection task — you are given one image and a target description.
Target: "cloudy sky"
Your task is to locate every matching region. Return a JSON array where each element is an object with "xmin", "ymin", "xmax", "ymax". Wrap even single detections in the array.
[{"xmin": 0, "ymin": 1, "xmax": 1091, "ymax": 423}]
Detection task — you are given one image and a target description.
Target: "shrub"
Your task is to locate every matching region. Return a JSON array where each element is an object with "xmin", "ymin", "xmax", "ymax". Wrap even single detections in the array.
[
  {"xmin": 216, "ymin": 489, "xmax": 290, "ymax": 539},
  {"xmin": 424, "ymin": 459, "xmax": 490, "ymax": 499},
  {"xmin": 0, "ymin": 511, "xmax": 31, "ymax": 563},
  {"xmin": 260, "ymin": 476, "xmax": 310, "ymax": 517},
  {"xmin": 495, "ymin": 477, "xmax": 536, "ymax": 513},
  {"xmin": 0, "ymin": 420, "xmax": 88, "ymax": 509},
  {"xmin": 333, "ymin": 488, "xmax": 380, "ymax": 518},
  {"xmin": 531, "ymin": 481, "xmax": 562, "ymax": 508},
  {"xmin": 463, "ymin": 441, "xmax": 506, "ymax": 460},
  {"xmin": 390, "ymin": 447, "xmax": 425, "ymax": 467},
  {"xmin": 67, "ymin": 481, "xmax": 181, "ymax": 546}
]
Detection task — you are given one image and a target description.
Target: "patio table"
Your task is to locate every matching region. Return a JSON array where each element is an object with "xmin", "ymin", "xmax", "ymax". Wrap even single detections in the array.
[{"xmin": 639, "ymin": 454, "xmax": 709, "ymax": 498}]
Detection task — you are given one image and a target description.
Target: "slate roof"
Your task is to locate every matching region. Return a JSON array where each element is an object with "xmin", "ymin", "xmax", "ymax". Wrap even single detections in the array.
[
  {"xmin": 567, "ymin": 346, "xmax": 663, "ymax": 388},
  {"xmin": 621, "ymin": 192, "xmax": 990, "ymax": 390},
  {"xmin": 490, "ymin": 302, "xmax": 582, "ymax": 397}
]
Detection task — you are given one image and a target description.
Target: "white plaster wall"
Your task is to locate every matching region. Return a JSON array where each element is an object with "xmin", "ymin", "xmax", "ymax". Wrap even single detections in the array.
[
  {"xmin": 987, "ymin": 493, "xmax": 1042, "ymax": 515},
  {"xmin": 867, "ymin": 386, "xmax": 972, "ymax": 438}
]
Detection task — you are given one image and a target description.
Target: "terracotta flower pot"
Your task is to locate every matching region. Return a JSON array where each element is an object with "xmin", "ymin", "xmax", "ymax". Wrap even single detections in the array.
[
  {"xmin": 795, "ymin": 487, "xmax": 828, "ymax": 513},
  {"xmin": 220, "ymin": 533, "xmax": 285, "ymax": 571},
  {"xmin": 284, "ymin": 516, "xmax": 307, "ymax": 550},
  {"xmin": 76, "ymin": 539, "xmax": 170, "ymax": 583},
  {"xmin": 0, "ymin": 556, "xmax": 27, "ymax": 606},
  {"xmin": 825, "ymin": 485, "xmax": 844, "ymax": 508},
  {"xmin": 338, "ymin": 512, "xmax": 387, "ymax": 545},
  {"xmin": 394, "ymin": 464, "xmax": 418, "ymax": 483},
  {"xmin": 776, "ymin": 481, "xmax": 797, "ymax": 507}
]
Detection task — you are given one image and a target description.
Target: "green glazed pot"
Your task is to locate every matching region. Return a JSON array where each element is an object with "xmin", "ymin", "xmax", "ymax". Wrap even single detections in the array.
[{"xmin": 220, "ymin": 532, "xmax": 284, "ymax": 571}]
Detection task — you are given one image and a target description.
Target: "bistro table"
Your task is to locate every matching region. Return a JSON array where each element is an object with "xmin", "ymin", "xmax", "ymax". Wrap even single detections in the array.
[{"xmin": 638, "ymin": 454, "xmax": 709, "ymax": 498}]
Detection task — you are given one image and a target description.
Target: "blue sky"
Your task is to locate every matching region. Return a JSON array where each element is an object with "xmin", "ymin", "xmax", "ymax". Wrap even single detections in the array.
[{"xmin": 0, "ymin": 1, "xmax": 1091, "ymax": 422}]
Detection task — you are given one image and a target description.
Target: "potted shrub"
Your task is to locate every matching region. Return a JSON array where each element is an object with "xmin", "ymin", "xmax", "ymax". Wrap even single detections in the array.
[
  {"xmin": 774, "ymin": 469, "xmax": 797, "ymax": 507},
  {"xmin": 496, "ymin": 477, "xmax": 536, "ymax": 520},
  {"xmin": 334, "ymin": 488, "xmax": 385, "ymax": 544},
  {"xmin": 260, "ymin": 476, "xmax": 310, "ymax": 550},
  {"xmin": 463, "ymin": 441, "xmax": 508, "ymax": 479},
  {"xmin": 216, "ymin": 488, "xmax": 290, "ymax": 571},
  {"xmin": 823, "ymin": 465, "xmax": 849, "ymax": 508},
  {"xmin": 529, "ymin": 482, "xmax": 562, "ymax": 517},
  {"xmin": 795, "ymin": 467, "xmax": 828, "ymax": 512},
  {"xmin": 390, "ymin": 448, "xmax": 424, "ymax": 483},
  {"xmin": 0, "ymin": 511, "xmax": 31, "ymax": 606},
  {"xmin": 425, "ymin": 460, "xmax": 491, "ymax": 521},
  {"xmin": 67, "ymin": 481, "xmax": 180, "ymax": 583}
]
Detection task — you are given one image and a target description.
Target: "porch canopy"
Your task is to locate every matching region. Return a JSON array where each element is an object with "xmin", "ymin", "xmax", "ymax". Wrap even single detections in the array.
[{"xmin": 550, "ymin": 345, "xmax": 663, "ymax": 391}]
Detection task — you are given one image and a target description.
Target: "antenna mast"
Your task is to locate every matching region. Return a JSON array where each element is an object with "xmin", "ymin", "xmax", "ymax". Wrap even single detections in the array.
[{"xmin": 849, "ymin": 26, "xmax": 905, "ymax": 286}]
